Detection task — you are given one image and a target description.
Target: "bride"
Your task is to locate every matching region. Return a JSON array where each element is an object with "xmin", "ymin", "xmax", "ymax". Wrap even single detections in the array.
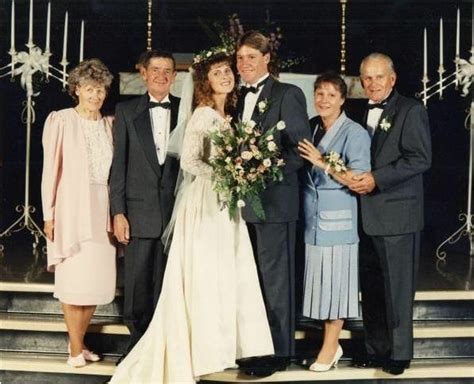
[{"xmin": 110, "ymin": 48, "xmax": 274, "ymax": 383}]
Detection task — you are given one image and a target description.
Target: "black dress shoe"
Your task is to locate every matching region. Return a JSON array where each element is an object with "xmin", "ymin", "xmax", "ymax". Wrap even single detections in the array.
[
  {"xmin": 243, "ymin": 356, "xmax": 289, "ymax": 378},
  {"xmin": 237, "ymin": 356, "xmax": 268, "ymax": 369},
  {"xmin": 351, "ymin": 355, "xmax": 386, "ymax": 368},
  {"xmin": 382, "ymin": 359, "xmax": 410, "ymax": 375}
]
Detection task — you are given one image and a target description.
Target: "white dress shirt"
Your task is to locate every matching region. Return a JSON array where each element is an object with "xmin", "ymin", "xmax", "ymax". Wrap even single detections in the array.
[
  {"xmin": 149, "ymin": 94, "xmax": 171, "ymax": 165},
  {"xmin": 242, "ymin": 73, "xmax": 270, "ymax": 122},
  {"xmin": 366, "ymin": 103, "xmax": 384, "ymax": 138}
]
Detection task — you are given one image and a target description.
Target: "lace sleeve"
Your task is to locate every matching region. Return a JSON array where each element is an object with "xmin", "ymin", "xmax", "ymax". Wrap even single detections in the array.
[{"xmin": 180, "ymin": 108, "xmax": 215, "ymax": 178}]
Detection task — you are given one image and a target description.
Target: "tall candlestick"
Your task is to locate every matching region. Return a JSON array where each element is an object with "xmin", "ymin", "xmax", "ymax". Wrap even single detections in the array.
[
  {"xmin": 456, "ymin": 8, "xmax": 460, "ymax": 57},
  {"xmin": 62, "ymin": 12, "xmax": 69, "ymax": 62},
  {"xmin": 423, "ymin": 28, "xmax": 427, "ymax": 77},
  {"xmin": 45, "ymin": 2, "xmax": 51, "ymax": 52},
  {"xmin": 27, "ymin": 0, "xmax": 33, "ymax": 47},
  {"xmin": 10, "ymin": 0, "xmax": 15, "ymax": 52},
  {"xmin": 439, "ymin": 18, "xmax": 443, "ymax": 66},
  {"xmin": 79, "ymin": 20, "xmax": 84, "ymax": 62}
]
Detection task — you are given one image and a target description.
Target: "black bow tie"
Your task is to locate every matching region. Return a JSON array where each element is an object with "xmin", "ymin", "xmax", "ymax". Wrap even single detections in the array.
[
  {"xmin": 148, "ymin": 101, "xmax": 171, "ymax": 110},
  {"xmin": 367, "ymin": 102, "xmax": 386, "ymax": 110},
  {"xmin": 240, "ymin": 77, "xmax": 268, "ymax": 98}
]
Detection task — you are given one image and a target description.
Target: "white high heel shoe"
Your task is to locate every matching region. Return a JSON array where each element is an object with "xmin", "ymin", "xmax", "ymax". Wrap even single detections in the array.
[{"xmin": 309, "ymin": 345, "xmax": 343, "ymax": 372}]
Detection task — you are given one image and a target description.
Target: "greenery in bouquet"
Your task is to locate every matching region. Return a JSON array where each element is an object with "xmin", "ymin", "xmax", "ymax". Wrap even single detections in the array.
[
  {"xmin": 209, "ymin": 117, "xmax": 286, "ymax": 220},
  {"xmin": 200, "ymin": 11, "xmax": 305, "ymax": 71}
]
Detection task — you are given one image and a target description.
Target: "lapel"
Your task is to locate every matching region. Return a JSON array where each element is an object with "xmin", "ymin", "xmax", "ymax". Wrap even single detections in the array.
[
  {"xmin": 169, "ymin": 94, "xmax": 179, "ymax": 133},
  {"xmin": 372, "ymin": 90, "xmax": 400, "ymax": 159},
  {"xmin": 133, "ymin": 94, "xmax": 161, "ymax": 177},
  {"xmin": 250, "ymin": 76, "xmax": 274, "ymax": 128}
]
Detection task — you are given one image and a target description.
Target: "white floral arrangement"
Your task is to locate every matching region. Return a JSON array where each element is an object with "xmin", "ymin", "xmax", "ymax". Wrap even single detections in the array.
[
  {"xmin": 379, "ymin": 116, "xmax": 392, "ymax": 132},
  {"xmin": 323, "ymin": 151, "xmax": 347, "ymax": 175},
  {"xmin": 209, "ymin": 117, "xmax": 286, "ymax": 220},
  {"xmin": 193, "ymin": 47, "xmax": 229, "ymax": 66},
  {"xmin": 257, "ymin": 98, "xmax": 270, "ymax": 114}
]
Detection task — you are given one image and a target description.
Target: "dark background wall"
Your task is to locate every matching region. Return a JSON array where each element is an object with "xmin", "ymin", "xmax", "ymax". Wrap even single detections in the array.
[{"xmin": 0, "ymin": 0, "xmax": 472, "ymax": 253}]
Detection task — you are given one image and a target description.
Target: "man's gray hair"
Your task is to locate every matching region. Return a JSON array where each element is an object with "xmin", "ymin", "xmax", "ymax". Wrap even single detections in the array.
[{"xmin": 360, "ymin": 53, "xmax": 395, "ymax": 75}]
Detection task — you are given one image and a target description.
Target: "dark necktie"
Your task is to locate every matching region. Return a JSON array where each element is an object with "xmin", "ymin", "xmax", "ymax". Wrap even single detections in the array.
[
  {"xmin": 148, "ymin": 101, "xmax": 171, "ymax": 110},
  {"xmin": 240, "ymin": 77, "xmax": 269, "ymax": 98},
  {"xmin": 367, "ymin": 102, "xmax": 386, "ymax": 110}
]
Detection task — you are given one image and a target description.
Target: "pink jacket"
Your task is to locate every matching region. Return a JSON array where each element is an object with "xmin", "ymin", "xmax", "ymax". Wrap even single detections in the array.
[{"xmin": 41, "ymin": 108, "xmax": 113, "ymax": 271}]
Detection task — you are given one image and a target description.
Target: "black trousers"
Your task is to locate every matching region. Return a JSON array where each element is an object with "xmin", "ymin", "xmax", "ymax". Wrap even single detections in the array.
[
  {"xmin": 123, "ymin": 237, "xmax": 168, "ymax": 352},
  {"xmin": 359, "ymin": 232, "xmax": 420, "ymax": 361},
  {"xmin": 247, "ymin": 221, "xmax": 296, "ymax": 357}
]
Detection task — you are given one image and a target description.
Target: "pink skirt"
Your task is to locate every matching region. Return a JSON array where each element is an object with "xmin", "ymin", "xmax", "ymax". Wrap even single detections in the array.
[{"xmin": 54, "ymin": 184, "xmax": 116, "ymax": 305}]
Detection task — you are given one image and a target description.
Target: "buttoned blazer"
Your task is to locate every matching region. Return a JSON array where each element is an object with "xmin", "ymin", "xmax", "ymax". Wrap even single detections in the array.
[
  {"xmin": 238, "ymin": 76, "xmax": 311, "ymax": 223},
  {"xmin": 303, "ymin": 114, "xmax": 371, "ymax": 246},
  {"xmin": 109, "ymin": 94, "xmax": 180, "ymax": 238},
  {"xmin": 360, "ymin": 90, "xmax": 432, "ymax": 236}
]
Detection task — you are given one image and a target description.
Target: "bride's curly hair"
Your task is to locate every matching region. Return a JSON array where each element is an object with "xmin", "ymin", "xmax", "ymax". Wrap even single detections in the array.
[{"xmin": 192, "ymin": 52, "xmax": 237, "ymax": 114}]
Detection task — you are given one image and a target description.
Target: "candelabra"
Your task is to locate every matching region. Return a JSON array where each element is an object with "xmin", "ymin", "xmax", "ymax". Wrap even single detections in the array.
[
  {"xmin": 0, "ymin": 0, "xmax": 84, "ymax": 254},
  {"xmin": 417, "ymin": 8, "xmax": 474, "ymax": 259}
]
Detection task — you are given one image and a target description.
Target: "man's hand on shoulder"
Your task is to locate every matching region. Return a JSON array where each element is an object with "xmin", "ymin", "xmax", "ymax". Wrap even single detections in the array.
[
  {"xmin": 113, "ymin": 213, "xmax": 130, "ymax": 245},
  {"xmin": 349, "ymin": 172, "xmax": 376, "ymax": 195}
]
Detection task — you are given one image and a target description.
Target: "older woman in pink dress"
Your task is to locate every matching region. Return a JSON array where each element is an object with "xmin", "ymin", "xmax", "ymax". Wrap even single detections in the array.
[{"xmin": 41, "ymin": 59, "xmax": 116, "ymax": 368}]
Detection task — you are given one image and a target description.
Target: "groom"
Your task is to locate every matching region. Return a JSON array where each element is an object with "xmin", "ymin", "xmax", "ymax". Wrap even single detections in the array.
[
  {"xmin": 236, "ymin": 31, "xmax": 311, "ymax": 376},
  {"xmin": 110, "ymin": 50, "xmax": 180, "ymax": 355}
]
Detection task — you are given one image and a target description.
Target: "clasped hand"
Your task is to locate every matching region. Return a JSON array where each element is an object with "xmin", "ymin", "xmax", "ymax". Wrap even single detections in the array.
[{"xmin": 349, "ymin": 172, "xmax": 376, "ymax": 195}]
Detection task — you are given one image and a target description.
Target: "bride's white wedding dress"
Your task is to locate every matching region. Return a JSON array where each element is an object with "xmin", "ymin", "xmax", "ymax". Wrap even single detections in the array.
[{"xmin": 110, "ymin": 106, "xmax": 274, "ymax": 383}]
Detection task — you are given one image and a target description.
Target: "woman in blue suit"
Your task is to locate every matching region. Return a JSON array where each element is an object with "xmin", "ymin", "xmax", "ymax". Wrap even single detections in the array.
[{"xmin": 298, "ymin": 72, "xmax": 371, "ymax": 372}]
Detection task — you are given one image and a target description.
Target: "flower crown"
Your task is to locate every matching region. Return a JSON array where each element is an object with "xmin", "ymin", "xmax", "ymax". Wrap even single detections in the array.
[{"xmin": 192, "ymin": 47, "xmax": 230, "ymax": 67}]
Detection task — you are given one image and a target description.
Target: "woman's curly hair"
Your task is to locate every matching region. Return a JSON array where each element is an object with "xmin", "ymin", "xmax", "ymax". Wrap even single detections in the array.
[
  {"xmin": 67, "ymin": 59, "xmax": 113, "ymax": 103},
  {"xmin": 192, "ymin": 52, "xmax": 237, "ymax": 114}
]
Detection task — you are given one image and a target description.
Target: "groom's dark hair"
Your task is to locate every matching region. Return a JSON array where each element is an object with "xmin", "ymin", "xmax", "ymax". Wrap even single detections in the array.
[{"xmin": 236, "ymin": 31, "xmax": 279, "ymax": 77}]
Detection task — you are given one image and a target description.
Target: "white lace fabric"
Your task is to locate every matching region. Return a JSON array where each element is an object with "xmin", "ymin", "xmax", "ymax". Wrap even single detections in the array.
[
  {"xmin": 180, "ymin": 106, "xmax": 223, "ymax": 179},
  {"xmin": 81, "ymin": 118, "xmax": 113, "ymax": 185}
]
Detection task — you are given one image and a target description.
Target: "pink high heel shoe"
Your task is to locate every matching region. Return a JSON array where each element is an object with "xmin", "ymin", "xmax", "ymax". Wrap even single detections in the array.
[
  {"xmin": 67, "ymin": 352, "xmax": 86, "ymax": 368},
  {"xmin": 68, "ymin": 342, "xmax": 101, "ymax": 362}
]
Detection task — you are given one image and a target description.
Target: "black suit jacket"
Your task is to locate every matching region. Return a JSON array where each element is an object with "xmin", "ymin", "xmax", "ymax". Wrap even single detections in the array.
[
  {"xmin": 238, "ymin": 76, "xmax": 311, "ymax": 223},
  {"xmin": 360, "ymin": 90, "xmax": 432, "ymax": 236},
  {"xmin": 109, "ymin": 94, "xmax": 180, "ymax": 238}
]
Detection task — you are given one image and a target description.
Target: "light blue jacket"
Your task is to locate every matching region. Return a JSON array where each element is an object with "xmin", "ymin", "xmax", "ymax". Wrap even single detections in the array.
[{"xmin": 304, "ymin": 112, "xmax": 371, "ymax": 246}]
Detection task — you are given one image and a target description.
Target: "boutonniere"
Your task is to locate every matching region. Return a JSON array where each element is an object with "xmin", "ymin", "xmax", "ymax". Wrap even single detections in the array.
[
  {"xmin": 378, "ymin": 116, "xmax": 392, "ymax": 132},
  {"xmin": 257, "ymin": 98, "xmax": 270, "ymax": 114}
]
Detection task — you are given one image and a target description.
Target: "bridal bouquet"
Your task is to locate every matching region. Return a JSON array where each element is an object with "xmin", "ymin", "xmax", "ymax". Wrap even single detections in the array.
[{"xmin": 209, "ymin": 118, "xmax": 286, "ymax": 220}]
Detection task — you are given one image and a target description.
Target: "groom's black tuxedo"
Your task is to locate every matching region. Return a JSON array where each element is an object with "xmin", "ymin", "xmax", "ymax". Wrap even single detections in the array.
[
  {"xmin": 110, "ymin": 93, "xmax": 180, "ymax": 351},
  {"xmin": 238, "ymin": 76, "xmax": 311, "ymax": 357},
  {"xmin": 359, "ymin": 90, "xmax": 431, "ymax": 361}
]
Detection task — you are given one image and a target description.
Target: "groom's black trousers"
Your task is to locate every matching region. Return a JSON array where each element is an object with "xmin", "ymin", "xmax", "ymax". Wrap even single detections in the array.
[{"xmin": 247, "ymin": 221, "xmax": 296, "ymax": 357}]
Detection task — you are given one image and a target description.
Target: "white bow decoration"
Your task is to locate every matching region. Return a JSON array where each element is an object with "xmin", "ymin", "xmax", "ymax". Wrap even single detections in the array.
[{"xmin": 13, "ymin": 47, "xmax": 49, "ymax": 97}]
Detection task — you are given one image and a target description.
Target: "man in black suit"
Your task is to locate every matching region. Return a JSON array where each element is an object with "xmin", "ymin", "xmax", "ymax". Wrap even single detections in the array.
[
  {"xmin": 235, "ymin": 31, "xmax": 311, "ymax": 376},
  {"xmin": 350, "ymin": 53, "xmax": 431, "ymax": 375},
  {"xmin": 109, "ymin": 50, "xmax": 180, "ymax": 353}
]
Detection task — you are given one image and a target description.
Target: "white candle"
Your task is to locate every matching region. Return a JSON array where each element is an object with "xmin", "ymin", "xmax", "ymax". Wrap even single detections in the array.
[
  {"xmin": 28, "ymin": 0, "xmax": 33, "ymax": 46},
  {"xmin": 423, "ymin": 28, "xmax": 427, "ymax": 77},
  {"xmin": 79, "ymin": 20, "xmax": 84, "ymax": 62},
  {"xmin": 439, "ymin": 18, "xmax": 443, "ymax": 66},
  {"xmin": 62, "ymin": 12, "xmax": 69, "ymax": 62},
  {"xmin": 456, "ymin": 8, "xmax": 460, "ymax": 57},
  {"xmin": 10, "ymin": 0, "xmax": 15, "ymax": 52},
  {"xmin": 45, "ymin": 2, "xmax": 51, "ymax": 52}
]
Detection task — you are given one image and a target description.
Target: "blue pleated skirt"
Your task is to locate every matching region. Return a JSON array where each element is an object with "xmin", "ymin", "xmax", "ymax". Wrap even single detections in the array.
[{"xmin": 302, "ymin": 242, "xmax": 359, "ymax": 320}]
